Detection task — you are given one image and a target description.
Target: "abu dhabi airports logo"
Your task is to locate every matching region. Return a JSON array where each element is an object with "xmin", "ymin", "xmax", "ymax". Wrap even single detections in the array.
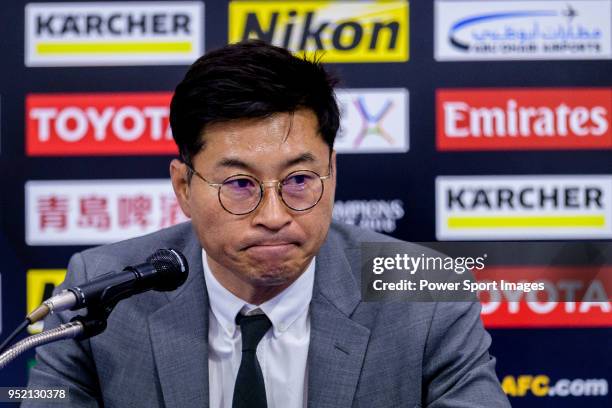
[
  {"xmin": 229, "ymin": 1, "xmax": 409, "ymax": 63},
  {"xmin": 435, "ymin": 0, "xmax": 612, "ymax": 60},
  {"xmin": 436, "ymin": 175, "xmax": 612, "ymax": 240},
  {"xmin": 25, "ymin": 2, "xmax": 204, "ymax": 66},
  {"xmin": 335, "ymin": 89, "xmax": 409, "ymax": 153}
]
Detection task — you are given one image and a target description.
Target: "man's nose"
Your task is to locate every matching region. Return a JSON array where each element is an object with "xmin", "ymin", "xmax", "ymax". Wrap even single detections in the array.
[{"xmin": 251, "ymin": 183, "xmax": 292, "ymax": 230}]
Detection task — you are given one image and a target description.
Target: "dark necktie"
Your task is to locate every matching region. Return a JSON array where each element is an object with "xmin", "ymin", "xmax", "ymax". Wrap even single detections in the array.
[{"xmin": 232, "ymin": 313, "xmax": 272, "ymax": 408}]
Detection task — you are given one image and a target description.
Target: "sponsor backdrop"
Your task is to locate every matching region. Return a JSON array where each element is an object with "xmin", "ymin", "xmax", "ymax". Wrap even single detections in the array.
[{"xmin": 0, "ymin": 0, "xmax": 610, "ymax": 406}]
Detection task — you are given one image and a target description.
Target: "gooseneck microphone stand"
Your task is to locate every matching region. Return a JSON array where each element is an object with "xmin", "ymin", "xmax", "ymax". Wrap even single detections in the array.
[
  {"xmin": 0, "ymin": 292, "xmax": 121, "ymax": 370},
  {"xmin": 0, "ymin": 248, "xmax": 188, "ymax": 370}
]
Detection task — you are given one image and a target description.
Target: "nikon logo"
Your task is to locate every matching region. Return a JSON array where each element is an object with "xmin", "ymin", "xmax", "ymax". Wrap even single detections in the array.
[
  {"xmin": 228, "ymin": 1, "xmax": 409, "ymax": 63},
  {"xmin": 25, "ymin": 2, "xmax": 204, "ymax": 67},
  {"xmin": 436, "ymin": 175, "xmax": 612, "ymax": 240}
]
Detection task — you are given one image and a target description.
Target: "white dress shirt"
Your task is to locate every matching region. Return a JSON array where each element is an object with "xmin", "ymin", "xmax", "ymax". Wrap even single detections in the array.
[{"xmin": 202, "ymin": 250, "xmax": 314, "ymax": 408}]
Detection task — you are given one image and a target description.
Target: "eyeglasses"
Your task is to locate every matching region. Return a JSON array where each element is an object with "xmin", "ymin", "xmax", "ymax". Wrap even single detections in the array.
[{"xmin": 186, "ymin": 164, "xmax": 332, "ymax": 215}]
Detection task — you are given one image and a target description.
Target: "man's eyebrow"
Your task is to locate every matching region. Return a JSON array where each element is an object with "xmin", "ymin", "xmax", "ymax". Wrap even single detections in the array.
[
  {"xmin": 283, "ymin": 152, "xmax": 317, "ymax": 168},
  {"xmin": 214, "ymin": 153, "xmax": 318, "ymax": 172},
  {"xmin": 215, "ymin": 157, "xmax": 253, "ymax": 172}
]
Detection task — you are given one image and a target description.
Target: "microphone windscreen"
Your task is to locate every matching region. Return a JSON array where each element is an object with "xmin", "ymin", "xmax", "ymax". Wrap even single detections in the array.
[{"xmin": 146, "ymin": 248, "xmax": 189, "ymax": 291}]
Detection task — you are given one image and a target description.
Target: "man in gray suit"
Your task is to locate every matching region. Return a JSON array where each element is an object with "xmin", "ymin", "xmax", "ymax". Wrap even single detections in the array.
[{"xmin": 25, "ymin": 41, "xmax": 510, "ymax": 407}]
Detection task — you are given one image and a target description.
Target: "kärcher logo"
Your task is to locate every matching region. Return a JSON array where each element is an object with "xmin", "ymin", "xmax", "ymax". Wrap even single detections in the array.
[
  {"xmin": 447, "ymin": 186, "xmax": 603, "ymax": 210},
  {"xmin": 436, "ymin": 176, "xmax": 612, "ymax": 240},
  {"xmin": 25, "ymin": 2, "xmax": 204, "ymax": 66}
]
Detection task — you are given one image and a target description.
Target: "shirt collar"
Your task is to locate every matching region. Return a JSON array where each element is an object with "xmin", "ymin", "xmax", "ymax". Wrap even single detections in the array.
[{"xmin": 202, "ymin": 249, "xmax": 315, "ymax": 338}]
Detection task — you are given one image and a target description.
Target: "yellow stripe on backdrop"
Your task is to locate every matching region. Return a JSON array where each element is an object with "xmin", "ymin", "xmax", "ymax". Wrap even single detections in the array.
[
  {"xmin": 448, "ymin": 215, "xmax": 606, "ymax": 229},
  {"xmin": 36, "ymin": 42, "xmax": 193, "ymax": 54}
]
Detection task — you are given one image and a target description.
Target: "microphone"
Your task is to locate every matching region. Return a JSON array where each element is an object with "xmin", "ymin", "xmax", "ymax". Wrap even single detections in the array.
[{"xmin": 27, "ymin": 248, "xmax": 189, "ymax": 324}]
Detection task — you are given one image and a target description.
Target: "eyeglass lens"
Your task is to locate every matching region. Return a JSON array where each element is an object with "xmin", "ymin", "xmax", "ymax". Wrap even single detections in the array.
[{"xmin": 219, "ymin": 170, "xmax": 324, "ymax": 214}]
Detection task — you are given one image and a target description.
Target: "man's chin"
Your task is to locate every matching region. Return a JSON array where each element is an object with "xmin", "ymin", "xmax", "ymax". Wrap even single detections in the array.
[
  {"xmin": 251, "ymin": 275, "xmax": 292, "ymax": 288},
  {"xmin": 246, "ymin": 263, "xmax": 302, "ymax": 288}
]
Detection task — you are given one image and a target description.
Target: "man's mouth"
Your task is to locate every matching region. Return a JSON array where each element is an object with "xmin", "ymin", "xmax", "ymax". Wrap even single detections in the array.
[
  {"xmin": 244, "ymin": 242, "xmax": 298, "ymax": 257},
  {"xmin": 242, "ymin": 236, "xmax": 301, "ymax": 250}
]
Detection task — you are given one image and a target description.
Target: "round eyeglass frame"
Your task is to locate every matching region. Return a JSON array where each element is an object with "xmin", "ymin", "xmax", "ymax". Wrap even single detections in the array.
[{"xmin": 186, "ymin": 165, "xmax": 332, "ymax": 215}]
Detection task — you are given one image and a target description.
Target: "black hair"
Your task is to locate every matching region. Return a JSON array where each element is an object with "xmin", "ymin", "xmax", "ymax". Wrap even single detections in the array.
[{"xmin": 169, "ymin": 40, "xmax": 339, "ymax": 166}]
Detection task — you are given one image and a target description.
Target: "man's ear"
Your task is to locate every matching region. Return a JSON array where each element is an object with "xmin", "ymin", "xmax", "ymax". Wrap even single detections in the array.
[
  {"xmin": 170, "ymin": 159, "xmax": 192, "ymax": 218},
  {"xmin": 329, "ymin": 150, "xmax": 337, "ymax": 202},
  {"xmin": 331, "ymin": 150, "xmax": 337, "ymax": 181}
]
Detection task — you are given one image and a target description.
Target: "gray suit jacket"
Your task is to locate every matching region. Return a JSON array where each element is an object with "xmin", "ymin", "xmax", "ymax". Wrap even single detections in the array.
[{"xmin": 25, "ymin": 221, "xmax": 510, "ymax": 407}]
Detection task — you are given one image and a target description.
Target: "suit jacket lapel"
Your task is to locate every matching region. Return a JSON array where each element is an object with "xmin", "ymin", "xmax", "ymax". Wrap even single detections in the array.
[
  {"xmin": 148, "ymin": 230, "xmax": 210, "ymax": 408},
  {"xmin": 308, "ymin": 234, "xmax": 370, "ymax": 408}
]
